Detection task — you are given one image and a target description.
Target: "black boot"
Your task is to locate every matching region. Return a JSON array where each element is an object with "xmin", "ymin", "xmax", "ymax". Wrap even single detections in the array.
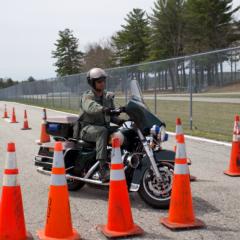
[{"xmin": 99, "ymin": 161, "xmax": 110, "ymax": 183}]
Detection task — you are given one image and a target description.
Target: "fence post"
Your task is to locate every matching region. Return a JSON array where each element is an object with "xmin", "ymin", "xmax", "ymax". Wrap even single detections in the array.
[
  {"xmin": 68, "ymin": 91, "xmax": 71, "ymax": 109},
  {"xmin": 189, "ymin": 57, "xmax": 193, "ymax": 130},
  {"xmin": 124, "ymin": 69, "xmax": 128, "ymax": 104},
  {"xmin": 154, "ymin": 72, "xmax": 157, "ymax": 114}
]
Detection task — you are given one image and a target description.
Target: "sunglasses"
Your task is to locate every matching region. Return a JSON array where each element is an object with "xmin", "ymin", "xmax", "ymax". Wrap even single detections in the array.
[{"xmin": 95, "ymin": 79, "xmax": 106, "ymax": 84}]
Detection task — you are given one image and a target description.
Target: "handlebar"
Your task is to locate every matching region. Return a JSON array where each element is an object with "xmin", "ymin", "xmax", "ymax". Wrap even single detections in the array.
[{"xmin": 110, "ymin": 107, "xmax": 126, "ymax": 115}]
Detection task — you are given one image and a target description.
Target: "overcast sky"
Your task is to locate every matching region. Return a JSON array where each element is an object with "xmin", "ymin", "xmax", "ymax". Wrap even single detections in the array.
[{"xmin": 0, "ymin": 0, "xmax": 239, "ymax": 81}]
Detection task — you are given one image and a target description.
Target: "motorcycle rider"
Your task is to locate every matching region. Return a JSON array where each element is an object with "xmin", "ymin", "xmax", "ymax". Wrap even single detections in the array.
[{"xmin": 79, "ymin": 67, "xmax": 124, "ymax": 182}]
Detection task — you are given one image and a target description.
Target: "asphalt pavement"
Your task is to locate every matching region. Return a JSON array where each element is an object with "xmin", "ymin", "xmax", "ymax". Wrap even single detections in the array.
[{"xmin": 0, "ymin": 101, "xmax": 239, "ymax": 240}]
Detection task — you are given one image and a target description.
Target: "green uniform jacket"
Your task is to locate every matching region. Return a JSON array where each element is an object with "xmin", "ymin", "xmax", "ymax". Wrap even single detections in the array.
[{"xmin": 80, "ymin": 89, "xmax": 118, "ymax": 127}]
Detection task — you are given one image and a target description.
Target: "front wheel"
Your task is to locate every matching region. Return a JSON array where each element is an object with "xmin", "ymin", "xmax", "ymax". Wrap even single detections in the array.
[
  {"xmin": 67, "ymin": 178, "xmax": 85, "ymax": 191},
  {"xmin": 138, "ymin": 162, "xmax": 174, "ymax": 209}
]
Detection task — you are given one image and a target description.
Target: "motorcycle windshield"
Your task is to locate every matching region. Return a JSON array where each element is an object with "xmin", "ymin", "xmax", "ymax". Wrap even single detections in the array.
[
  {"xmin": 129, "ymin": 80, "xmax": 147, "ymax": 107},
  {"xmin": 126, "ymin": 80, "xmax": 164, "ymax": 134}
]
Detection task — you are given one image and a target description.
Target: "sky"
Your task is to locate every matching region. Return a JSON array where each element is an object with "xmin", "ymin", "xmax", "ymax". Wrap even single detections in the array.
[{"xmin": 0, "ymin": 0, "xmax": 239, "ymax": 81}]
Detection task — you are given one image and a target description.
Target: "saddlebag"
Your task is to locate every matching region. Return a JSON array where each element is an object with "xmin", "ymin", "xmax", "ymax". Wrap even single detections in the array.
[{"xmin": 46, "ymin": 115, "xmax": 79, "ymax": 138}]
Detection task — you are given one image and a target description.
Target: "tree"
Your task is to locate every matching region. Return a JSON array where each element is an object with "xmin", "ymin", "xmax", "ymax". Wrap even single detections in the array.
[
  {"xmin": 82, "ymin": 40, "xmax": 115, "ymax": 71},
  {"xmin": 0, "ymin": 78, "xmax": 18, "ymax": 89},
  {"xmin": 52, "ymin": 28, "xmax": 83, "ymax": 76},
  {"xmin": 149, "ymin": 0, "xmax": 185, "ymax": 60},
  {"xmin": 184, "ymin": 0, "xmax": 240, "ymax": 53},
  {"xmin": 112, "ymin": 8, "xmax": 150, "ymax": 65},
  {"xmin": 184, "ymin": 0, "xmax": 240, "ymax": 90},
  {"xmin": 27, "ymin": 76, "xmax": 35, "ymax": 82},
  {"xmin": 149, "ymin": 0, "xmax": 186, "ymax": 91}
]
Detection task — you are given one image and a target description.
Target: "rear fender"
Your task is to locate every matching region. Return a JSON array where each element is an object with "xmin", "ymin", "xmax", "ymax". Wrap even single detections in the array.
[{"xmin": 129, "ymin": 150, "xmax": 175, "ymax": 192}]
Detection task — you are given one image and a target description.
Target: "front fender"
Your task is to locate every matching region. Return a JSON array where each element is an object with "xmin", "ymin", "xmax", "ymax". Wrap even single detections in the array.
[{"xmin": 129, "ymin": 149, "xmax": 175, "ymax": 192}]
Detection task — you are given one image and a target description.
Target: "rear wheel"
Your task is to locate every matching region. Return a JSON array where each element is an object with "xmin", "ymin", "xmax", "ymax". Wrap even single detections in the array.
[{"xmin": 138, "ymin": 162, "xmax": 174, "ymax": 209}]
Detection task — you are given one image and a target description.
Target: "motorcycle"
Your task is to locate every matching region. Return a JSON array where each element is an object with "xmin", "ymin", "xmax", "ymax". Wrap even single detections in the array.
[{"xmin": 34, "ymin": 80, "xmax": 175, "ymax": 208}]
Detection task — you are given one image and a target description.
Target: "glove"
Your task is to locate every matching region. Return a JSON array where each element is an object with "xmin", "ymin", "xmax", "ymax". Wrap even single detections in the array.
[
  {"xmin": 119, "ymin": 106, "xmax": 126, "ymax": 113},
  {"xmin": 102, "ymin": 107, "xmax": 116, "ymax": 116},
  {"xmin": 102, "ymin": 107, "xmax": 111, "ymax": 114}
]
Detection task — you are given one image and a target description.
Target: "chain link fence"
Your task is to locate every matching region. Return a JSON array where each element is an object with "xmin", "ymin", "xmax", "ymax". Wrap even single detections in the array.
[{"xmin": 0, "ymin": 47, "xmax": 240, "ymax": 141}]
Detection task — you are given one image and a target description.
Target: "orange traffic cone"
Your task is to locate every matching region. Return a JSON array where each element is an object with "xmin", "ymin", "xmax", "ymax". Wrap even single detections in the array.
[
  {"xmin": 36, "ymin": 108, "xmax": 50, "ymax": 144},
  {"xmin": 37, "ymin": 142, "xmax": 80, "ymax": 239},
  {"xmin": 161, "ymin": 135, "xmax": 205, "ymax": 230},
  {"xmin": 175, "ymin": 118, "xmax": 184, "ymax": 148},
  {"xmin": 224, "ymin": 115, "xmax": 240, "ymax": 176},
  {"xmin": 175, "ymin": 118, "xmax": 197, "ymax": 182},
  {"xmin": 2, "ymin": 104, "xmax": 9, "ymax": 118},
  {"xmin": 10, "ymin": 107, "xmax": 18, "ymax": 123},
  {"xmin": 98, "ymin": 137, "xmax": 144, "ymax": 238},
  {"xmin": 21, "ymin": 110, "xmax": 31, "ymax": 130},
  {"xmin": 0, "ymin": 143, "xmax": 33, "ymax": 239}
]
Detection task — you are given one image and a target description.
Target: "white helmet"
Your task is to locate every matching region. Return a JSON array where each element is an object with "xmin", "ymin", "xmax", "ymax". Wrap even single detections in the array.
[{"xmin": 87, "ymin": 68, "xmax": 107, "ymax": 89}]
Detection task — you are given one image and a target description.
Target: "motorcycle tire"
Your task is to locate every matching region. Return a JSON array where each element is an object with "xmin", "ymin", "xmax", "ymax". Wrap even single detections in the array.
[
  {"xmin": 138, "ymin": 162, "xmax": 174, "ymax": 209},
  {"xmin": 67, "ymin": 178, "xmax": 85, "ymax": 191}
]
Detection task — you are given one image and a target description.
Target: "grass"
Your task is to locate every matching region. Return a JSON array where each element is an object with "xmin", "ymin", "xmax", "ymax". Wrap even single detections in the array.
[
  {"xmin": 12, "ymin": 97, "xmax": 238, "ymax": 142},
  {"xmin": 148, "ymin": 100, "xmax": 238, "ymax": 142}
]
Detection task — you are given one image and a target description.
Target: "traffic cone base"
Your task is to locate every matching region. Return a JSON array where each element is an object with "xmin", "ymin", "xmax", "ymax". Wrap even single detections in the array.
[
  {"xmin": 98, "ymin": 224, "xmax": 144, "ymax": 238},
  {"xmin": 37, "ymin": 228, "xmax": 80, "ymax": 240},
  {"xmin": 161, "ymin": 217, "xmax": 205, "ymax": 230},
  {"xmin": 9, "ymin": 119, "xmax": 18, "ymax": 123},
  {"xmin": 190, "ymin": 175, "xmax": 197, "ymax": 181},
  {"xmin": 224, "ymin": 170, "xmax": 240, "ymax": 176},
  {"xmin": 21, "ymin": 127, "xmax": 32, "ymax": 130}
]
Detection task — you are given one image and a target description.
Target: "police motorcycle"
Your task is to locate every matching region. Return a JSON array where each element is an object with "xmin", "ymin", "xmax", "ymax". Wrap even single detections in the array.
[{"xmin": 34, "ymin": 79, "xmax": 175, "ymax": 208}]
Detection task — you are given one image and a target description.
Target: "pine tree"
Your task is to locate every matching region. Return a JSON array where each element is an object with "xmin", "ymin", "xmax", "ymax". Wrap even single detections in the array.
[
  {"xmin": 184, "ymin": 0, "xmax": 240, "ymax": 90},
  {"xmin": 52, "ymin": 28, "xmax": 83, "ymax": 76},
  {"xmin": 184, "ymin": 0, "xmax": 240, "ymax": 53},
  {"xmin": 149, "ymin": 0, "xmax": 185, "ymax": 60},
  {"xmin": 112, "ymin": 8, "xmax": 150, "ymax": 65},
  {"xmin": 149, "ymin": 0, "xmax": 186, "ymax": 91}
]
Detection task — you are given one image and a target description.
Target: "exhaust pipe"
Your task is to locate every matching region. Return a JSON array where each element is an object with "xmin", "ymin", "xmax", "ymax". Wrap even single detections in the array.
[{"xmin": 36, "ymin": 167, "xmax": 109, "ymax": 186}]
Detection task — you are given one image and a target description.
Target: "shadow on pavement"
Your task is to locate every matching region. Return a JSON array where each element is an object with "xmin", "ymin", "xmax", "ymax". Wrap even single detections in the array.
[
  {"xmin": 69, "ymin": 184, "xmax": 164, "ymax": 212},
  {"xmin": 193, "ymin": 196, "xmax": 220, "ymax": 215}
]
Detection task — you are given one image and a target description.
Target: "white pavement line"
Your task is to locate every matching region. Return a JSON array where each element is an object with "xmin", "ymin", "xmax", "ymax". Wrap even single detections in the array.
[
  {"xmin": 10, "ymin": 102, "xmax": 78, "ymax": 116},
  {"xmin": 167, "ymin": 132, "xmax": 231, "ymax": 147},
  {"xmin": 7, "ymin": 102, "xmax": 232, "ymax": 147}
]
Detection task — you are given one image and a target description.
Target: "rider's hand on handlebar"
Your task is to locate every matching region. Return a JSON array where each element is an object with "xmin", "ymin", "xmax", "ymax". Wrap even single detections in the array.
[
  {"xmin": 102, "ymin": 107, "xmax": 118, "ymax": 116},
  {"xmin": 119, "ymin": 106, "xmax": 126, "ymax": 113}
]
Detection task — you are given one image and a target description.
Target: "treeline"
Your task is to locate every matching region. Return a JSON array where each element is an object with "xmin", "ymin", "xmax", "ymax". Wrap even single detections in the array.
[
  {"xmin": 52, "ymin": 0, "xmax": 240, "ymax": 77},
  {"xmin": 0, "ymin": 76, "xmax": 35, "ymax": 89},
  {"xmin": 0, "ymin": 78, "xmax": 18, "ymax": 89}
]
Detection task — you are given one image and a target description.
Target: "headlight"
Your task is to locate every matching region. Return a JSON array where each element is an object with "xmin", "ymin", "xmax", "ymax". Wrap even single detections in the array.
[
  {"xmin": 150, "ymin": 125, "xmax": 168, "ymax": 142},
  {"xmin": 150, "ymin": 125, "xmax": 160, "ymax": 136}
]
